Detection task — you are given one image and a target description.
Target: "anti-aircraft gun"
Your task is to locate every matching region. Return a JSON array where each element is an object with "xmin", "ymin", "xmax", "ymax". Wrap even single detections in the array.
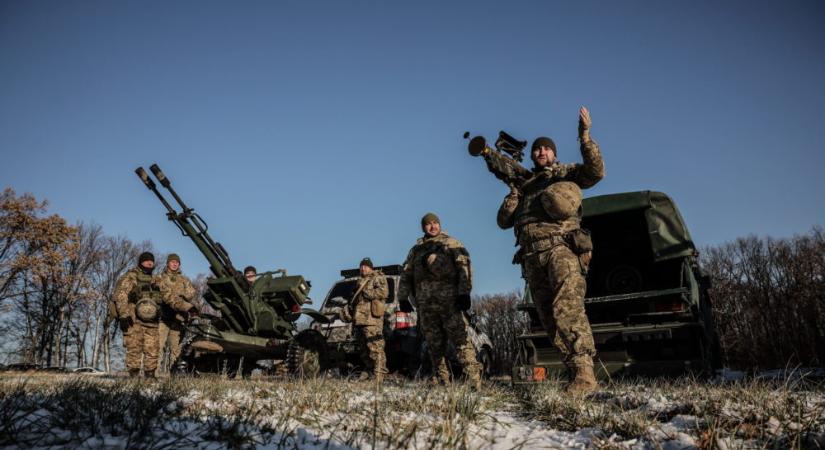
[{"xmin": 135, "ymin": 164, "xmax": 329, "ymax": 377}]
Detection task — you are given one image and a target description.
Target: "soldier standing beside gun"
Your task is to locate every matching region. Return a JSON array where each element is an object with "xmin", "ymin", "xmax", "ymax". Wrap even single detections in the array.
[
  {"xmin": 497, "ymin": 106, "xmax": 605, "ymax": 395},
  {"xmin": 398, "ymin": 213, "xmax": 481, "ymax": 389},
  {"xmin": 340, "ymin": 257, "xmax": 389, "ymax": 383},
  {"xmin": 115, "ymin": 251, "xmax": 197, "ymax": 378},
  {"xmin": 157, "ymin": 253, "xmax": 198, "ymax": 375}
]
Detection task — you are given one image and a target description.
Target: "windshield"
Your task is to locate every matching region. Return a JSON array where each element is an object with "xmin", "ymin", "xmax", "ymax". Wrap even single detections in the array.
[{"xmin": 323, "ymin": 277, "xmax": 397, "ymax": 309}]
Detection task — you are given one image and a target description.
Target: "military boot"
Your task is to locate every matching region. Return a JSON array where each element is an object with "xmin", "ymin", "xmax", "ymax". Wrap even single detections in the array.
[
  {"xmin": 128, "ymin": 369, "xmax": 141, "ymax": 378},
  {"xmin": 565, "ymin": 357, "xmax": 598, "ymax": 396}
]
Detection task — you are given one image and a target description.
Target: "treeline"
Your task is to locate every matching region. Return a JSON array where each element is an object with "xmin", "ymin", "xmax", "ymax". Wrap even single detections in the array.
[
  {"xmin": 0, "ymin": 188, "xmax": 151, "ymax": 370},
  {"xmin": 701, "ymin": 227, "xmax": 825, "ymax": 370}
]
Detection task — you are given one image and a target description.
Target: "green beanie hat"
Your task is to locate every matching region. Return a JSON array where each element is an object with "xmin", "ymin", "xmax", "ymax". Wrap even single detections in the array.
[
  {"xmin": 167, "ymin": 253, "xmax": 180, "ymax": 263},
  {"xmin": 421, "ymin": 212, "xmax": 440, "ymax": 231}
]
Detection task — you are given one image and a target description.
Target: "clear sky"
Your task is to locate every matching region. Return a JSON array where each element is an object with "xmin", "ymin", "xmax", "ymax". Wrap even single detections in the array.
[{"xmin": 2, "ymin": 1, "xmax": 823, "ymax": 301}]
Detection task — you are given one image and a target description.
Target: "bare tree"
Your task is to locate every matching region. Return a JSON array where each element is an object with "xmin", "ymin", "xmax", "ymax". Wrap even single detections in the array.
[
  {"xmin": 701, "ymin": 226, "xmax": 825, "ymax": 370},
  {"xmin": 471, "ymin": 290, "xmax": 529, "ymax": 375}
]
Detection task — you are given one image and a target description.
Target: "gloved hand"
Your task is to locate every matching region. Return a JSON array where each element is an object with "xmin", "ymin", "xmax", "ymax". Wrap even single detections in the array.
[
  {"xmin": 578, "ymin": 106, "xmax": 592, "ymax": 143},
  {"xmin": 119, "ymin": 317, "xmax": 133, "ymax": 332},
  {"xmin": 455, "ymin": 294, "xmax": 472, "ymax": 311}
]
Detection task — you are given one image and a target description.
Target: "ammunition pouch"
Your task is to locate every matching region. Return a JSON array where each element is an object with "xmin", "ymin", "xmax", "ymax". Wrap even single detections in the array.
[
  {"xmin": 567, "ymin": 228, "xmax": 593, "ymax": 255},
  {"xmin": 370, "ymin": 298, "xmax": 385, "ymax": 319}
]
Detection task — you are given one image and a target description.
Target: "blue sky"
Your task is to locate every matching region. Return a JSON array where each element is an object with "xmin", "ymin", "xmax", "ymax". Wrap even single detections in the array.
[{"xmin": 1, "ymin": 1, "xmax": 823, "ymax": 300}]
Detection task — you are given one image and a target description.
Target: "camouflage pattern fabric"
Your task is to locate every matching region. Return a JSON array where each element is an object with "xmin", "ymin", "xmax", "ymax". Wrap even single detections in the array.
[
  {"xmin": 157, "ymin": 268, "xmax": 197, "ymax": 371},
  {"xmin": 349, "ymin": 271, "xmax": 388, "ymax": 327},
  {"xmin": 398, "ymin": 232, "xmax": 472, "ymax": 302},
  {"xmin": 399, "ymin": 232, "xmax": 480, "ymax": 386},
  {"xmin": 124, "ymin": 323, "xmax": 160, "ymax": 371},
  {"xmin": 418, "ymin": 301, "xmax": 480, "ymax": 385},
  {"xmin": 353, "ymin": 324, "xmax": 387, "ymax": 377},
  {"xmin": 497, "ymin": 138, "xmax": 604, "ymax": 370},
  {"xmin": 114, "ymin": 266, "xmax": 195, "ymax": 372},
  {"xmin": 523, "ymin": 244, "xmax": 595, "ymax": 361},
  {"xmin": 157, "ymin": 319, "xmax": 184, "ymax": 372},
  {"xmin": 158, "ymin": 268, "xmax": 197, "ymax": 322}
]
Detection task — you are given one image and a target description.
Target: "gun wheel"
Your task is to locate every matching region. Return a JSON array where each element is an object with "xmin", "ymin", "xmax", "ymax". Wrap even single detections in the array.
[{"xmin": 286, "ymin": 330, "xmax": 327, "ymax": 378}]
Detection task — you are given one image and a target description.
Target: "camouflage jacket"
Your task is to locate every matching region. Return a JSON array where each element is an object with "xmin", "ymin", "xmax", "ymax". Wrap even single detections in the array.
[
  {"xmin": 158, "ymin": 268, "xmax": 198, "ymax": 323},
  {"xmin": 341, "ymin": 271, "xmax": 388, "ymax": 327},
  {"xmin": 398, "ymin": 232, "xmax": 472, "ymax": 304},
  {"xmin": 497, "ymin": 138, "xmax": 604, "ymax": 250},
  {"xmin": 114, "ymin": 267, "xmax": 194, "ymax": 324}
]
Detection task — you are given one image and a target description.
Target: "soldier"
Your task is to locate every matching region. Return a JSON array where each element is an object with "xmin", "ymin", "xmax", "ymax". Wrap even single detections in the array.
[
  {"xmin": 157, "ymin": 253, "xmax": 198, "ymax": 375},
  {"xmin": 114, "ymin": 252, "xmax": 196, "ymax": 378},
  {"xmin": 398, "ymin": 213, "xmax": 482, "ymax": 389},
  {"xmin": 340, "ymin": 257, "xmax": 389, "ymax": 382},
  {"xmin": 243, "ymin": 266, "xmax": 257, "ymax": 288},
  {"xmin": 497, "ymin": 106, "xmax": 605, "ymax": 394}
]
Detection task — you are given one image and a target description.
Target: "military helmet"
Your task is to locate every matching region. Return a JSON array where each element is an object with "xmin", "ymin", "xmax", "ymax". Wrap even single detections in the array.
[
  {"xmin": 135, "ymin": 298, "xmax": 159, "ymax": 322},
  {"xmin": 540, "ymin": 181, "xmax": 582, "ymax": 220}
]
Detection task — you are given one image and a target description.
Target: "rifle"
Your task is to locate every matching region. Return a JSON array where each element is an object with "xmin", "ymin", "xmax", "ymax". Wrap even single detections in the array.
[{"xmin": 464, "ymin": 131, "xmax": 533, "ymax": 188}]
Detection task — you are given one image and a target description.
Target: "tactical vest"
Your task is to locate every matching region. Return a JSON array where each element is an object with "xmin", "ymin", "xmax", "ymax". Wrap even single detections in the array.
[
  {"xmin": 134, "ymin": 272, "xmax": 162, "ymax": 323},
  {"xmin": 514, "ymin": 165, "xmax": 582, "ymax": 252}
]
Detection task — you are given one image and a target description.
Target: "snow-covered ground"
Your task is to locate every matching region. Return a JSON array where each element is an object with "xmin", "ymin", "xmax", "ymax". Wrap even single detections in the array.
[{"xmin": 1, "ymin": 372, "xmax": 823, "ymax": 449}]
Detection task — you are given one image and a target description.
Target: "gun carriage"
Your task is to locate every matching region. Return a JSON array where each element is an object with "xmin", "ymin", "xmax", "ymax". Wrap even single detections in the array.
[{"xmin": 135, "ymin": 165, "xmax": 328, "ymax": 377}]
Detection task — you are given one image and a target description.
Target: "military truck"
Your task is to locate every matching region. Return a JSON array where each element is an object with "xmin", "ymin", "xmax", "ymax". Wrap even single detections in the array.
[
  {"xmin": 311, "ymin": 265, "xmax": 494, "ymax": 378},
  {"xmin": 135, "ymin": 165, "xmax": 329, "ymax": 378},
  {"xmin": 513, "ymin": 191, "xmax": 721, "ymax": 382}
]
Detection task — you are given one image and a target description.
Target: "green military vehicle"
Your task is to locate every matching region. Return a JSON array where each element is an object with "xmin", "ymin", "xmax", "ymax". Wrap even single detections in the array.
[
  {"xmin": 135, "ymin": 165, "xmax": 329, "ymax": 378},
  {"xmin": 513, "ymin": 191, "xmax": 721, "ymax": 382}
]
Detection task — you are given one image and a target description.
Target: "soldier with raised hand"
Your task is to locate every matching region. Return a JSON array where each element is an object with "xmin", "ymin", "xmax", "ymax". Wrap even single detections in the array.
[
  {"xmin": 340, "ymin": 257, "xmax": 389, "ymax": 382},
  {"xmin": 497, "ymin": 106, "xmax": 605, "ymax": 395},
  {"xmin": 398, "ymin": 213, "xmax": 482, "ymax": 389},
  {"xmin": 157, "ymin": 253, "xmax": 198, "ymax": 375},
  {"xmin": 114, "ymin": 252, "xmax": 197, "ymax": 378}
]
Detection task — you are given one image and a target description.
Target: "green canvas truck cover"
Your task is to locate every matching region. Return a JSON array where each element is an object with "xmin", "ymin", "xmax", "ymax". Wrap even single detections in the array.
[{"xmin": 583, "ymin": 191, "xmax": 696, "ymax": 262}]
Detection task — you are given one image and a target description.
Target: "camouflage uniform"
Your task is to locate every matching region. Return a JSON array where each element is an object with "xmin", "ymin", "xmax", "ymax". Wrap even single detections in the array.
[
  {"xmin": 497, "ymin": 136, "xmax": 604, "ymax": 386},
  {"xmin": 157, "ymin": 267, "xmax": 197, "ymax": 372},
  {"xmin": 340, "ymin": 270, "xmax": 388, "ymax": 379},
  {"xmin": 114, "ymin": 267, "xmax": 194, "ymax": 374},
  {"xmin": 398, "ymin": 231, "xmax": 481, "ymax": 386}
]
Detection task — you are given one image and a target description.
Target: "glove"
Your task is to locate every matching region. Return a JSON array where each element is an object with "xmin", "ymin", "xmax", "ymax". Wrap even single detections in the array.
[
  {"xmin": 578, "ymin": 106, "xmax": 592, "ymax": 143},
  {"xmin": 455, "ymin": 294, "xmax": 471, "ymax": 311},
  {"xmin": 119, "ymin": 317, "xmax": 133, "ymax": 332}
]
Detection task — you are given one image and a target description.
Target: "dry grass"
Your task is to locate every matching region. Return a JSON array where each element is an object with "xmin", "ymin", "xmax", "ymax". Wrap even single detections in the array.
[{"xmin": 1, "ymin": 372, "xmax": 823, "ymax": 449}]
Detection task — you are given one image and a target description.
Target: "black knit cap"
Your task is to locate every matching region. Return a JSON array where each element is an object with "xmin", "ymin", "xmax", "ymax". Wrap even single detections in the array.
[
  {"xmin": 243, "ymin": 266, "xmax": 257, "ymax": 275},
  {"xmin": 359, "ymin": 257, "xmax": 374, "ymax": 268},
  {"xmin": 138, "ymin": 252, "xmax": 155, "ymax": 264},
  {"xmin": 531, "ymin": 136, "xmax": 557, "ymax": 155}
]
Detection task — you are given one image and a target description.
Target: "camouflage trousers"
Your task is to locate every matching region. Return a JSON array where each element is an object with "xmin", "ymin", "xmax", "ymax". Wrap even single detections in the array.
[
  {"xmin": 158, "ymin": 319, "xmax": 183, "ymax": 373},
  {"xmin": 353, "ymin": 324, "xmax": 387, "ymax": 376},
  {"xmin": 418, "ymin": 299, "xmax": 481, "ymax": 385},
  {"xmin": 523, "ymin": 244, "xmax": 595, "ymax": 365},
  {"xmin": 124, "ymin": 322, "xmax": 160, "ymax": 372}
]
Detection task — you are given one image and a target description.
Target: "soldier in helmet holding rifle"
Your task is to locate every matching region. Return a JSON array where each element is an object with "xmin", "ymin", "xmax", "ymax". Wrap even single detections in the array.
[
  {"xmin": 114, "ymin": 251, "xmax": 198, "ymax": 378},
  {"xmin": 497, "ymin": 106, "xmax": 605, "ymax": 394}
]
